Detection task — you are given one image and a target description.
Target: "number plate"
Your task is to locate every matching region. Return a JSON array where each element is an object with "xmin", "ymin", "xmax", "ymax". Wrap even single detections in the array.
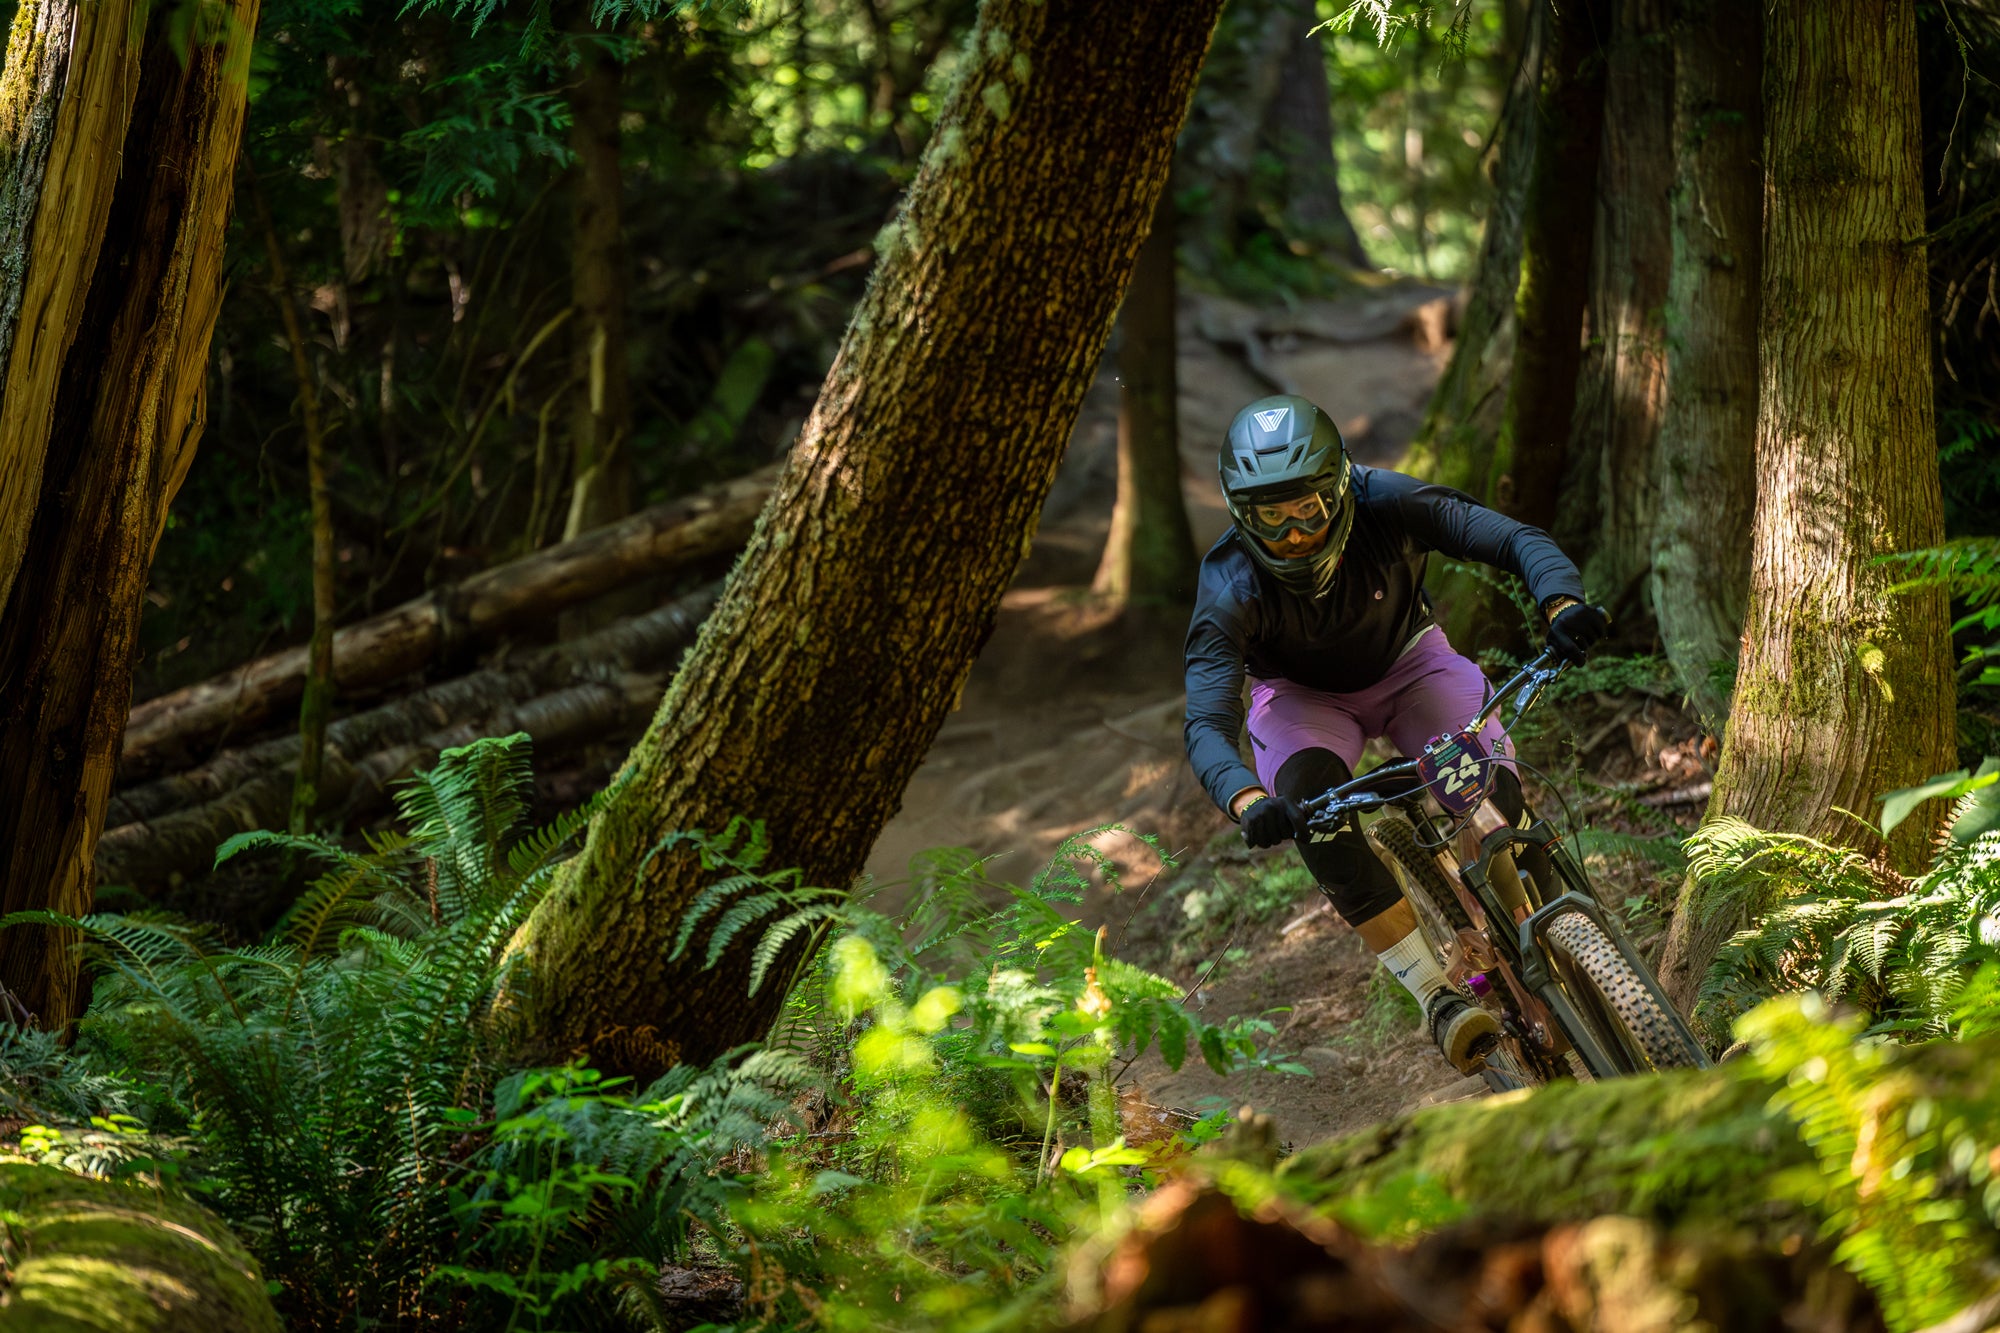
[{"xmin": 1417, "ymin": 729, "xmax": 1495, "ymax": 815}]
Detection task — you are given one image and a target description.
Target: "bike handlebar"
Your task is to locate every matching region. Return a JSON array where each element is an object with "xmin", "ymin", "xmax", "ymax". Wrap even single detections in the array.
[{"xmin": 1299, "ymin": 646, "xmax": 1569, "ymax": 828}]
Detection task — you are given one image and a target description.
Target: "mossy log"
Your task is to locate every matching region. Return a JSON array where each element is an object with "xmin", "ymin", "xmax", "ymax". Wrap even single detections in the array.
[{"xmin": 0, "ymin": 1164, "xmax": 280, "ymax": 1331}]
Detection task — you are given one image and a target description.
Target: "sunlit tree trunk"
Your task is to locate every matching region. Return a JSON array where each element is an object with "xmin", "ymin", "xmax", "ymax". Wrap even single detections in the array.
[
  {"xmin": 0, "ymin": 1, "xmax": 259, "ymax": 1024},
  {"xmin": 1556, "ymin": 0, "xmax": 1674, "ymax": 615},
  {"xmin": 1650, "ymin": 0, "xmax": 1759, "ymax": 729},
  {"xmin": 506, "ymin": 0, "xmax": 1227, "ymax": 1076},
  {"xmin": 1657, "ymin": 0, "xmax": 1954, "ymax": 1013},
  {"xmin": 1491, "ymin": 0, "xmax": 1609, "ymax": 535},
  {"xmin": 562, "ymin": 35, "xmax": 632, "ymax": 542},
  {"xmin": 1095, "ymin": 187, "xmax": 1197, "ymax": 606}
]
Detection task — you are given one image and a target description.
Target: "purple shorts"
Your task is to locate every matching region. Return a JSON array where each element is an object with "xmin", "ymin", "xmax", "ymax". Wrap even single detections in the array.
[{"xmin": 1244, "ymin": 626, "xmax": 1509, "ymax": 793}]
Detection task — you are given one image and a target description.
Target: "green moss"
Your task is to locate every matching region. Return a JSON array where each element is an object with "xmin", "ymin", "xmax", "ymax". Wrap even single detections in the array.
[{"xmin": 0, "ymin": 1164, "xmax": 280, "ymax": 1331}]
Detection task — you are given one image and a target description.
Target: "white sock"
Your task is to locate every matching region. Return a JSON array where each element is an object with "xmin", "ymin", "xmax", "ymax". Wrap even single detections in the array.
[{"xmin": 1376, "ymin": 930, "xmax": 1450, "ymax": 1009}]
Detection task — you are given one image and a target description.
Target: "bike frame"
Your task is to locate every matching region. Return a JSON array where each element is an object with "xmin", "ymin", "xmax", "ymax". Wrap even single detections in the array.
[{"xmin": 1299, "ymin": 649, "xmax": 1710, "ymax": 1077}]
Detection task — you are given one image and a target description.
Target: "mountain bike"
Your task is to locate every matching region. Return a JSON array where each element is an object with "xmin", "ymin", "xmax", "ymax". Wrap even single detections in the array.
[{"xmin": 1300, "ymin": 645, "xmax": 1709, "ymax": 1087}]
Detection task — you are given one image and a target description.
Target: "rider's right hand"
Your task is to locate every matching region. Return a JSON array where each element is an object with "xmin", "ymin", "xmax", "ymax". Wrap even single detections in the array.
[{"xmin": 1239, "ymin": 795, "xmax": 1307, "ymax": 849}]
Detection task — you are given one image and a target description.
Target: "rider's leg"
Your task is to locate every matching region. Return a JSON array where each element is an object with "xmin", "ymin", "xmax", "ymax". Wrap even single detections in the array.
[
  {"xmin": 1269, "ymin": 747, "xmax": 1497, "ymax": 1073},
  {"xmin": 1488, "ymin": 765, "xmax": 1559, "ymax": 893}
]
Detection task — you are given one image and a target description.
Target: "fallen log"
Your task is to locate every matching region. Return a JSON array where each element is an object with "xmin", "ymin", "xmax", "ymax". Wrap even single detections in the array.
[
  {"xmin": 0, "ymin": 1163, "xmax": 282, "ymax": 1331},
  {"xmin": 120, "ymin": 467, "xmax": 772, "ymax": 782},
  {"xmin": 96, "ymin": 586, "xmax": 716, "ymax": 887}
]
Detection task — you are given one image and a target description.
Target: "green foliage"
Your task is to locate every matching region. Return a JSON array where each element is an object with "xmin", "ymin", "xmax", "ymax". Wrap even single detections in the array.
[
  {"xmin": 667, "ymin": 828, "xmax": 1306, "ymax": 1329},
  {"xmin": 0, "ymin": 735, "xmax": 787, "ymax": 1329},
  {"xmin": 1742, "ymin": 995, "xmax": 2000, "ymax": 1331},
  {"xmin": 1884, "ymin": 537, "xmax": 2000, "ymax": 693},
  {"xmin": 1690, "ymin": 816, "xmax": 2000, "ymax": 1043}
]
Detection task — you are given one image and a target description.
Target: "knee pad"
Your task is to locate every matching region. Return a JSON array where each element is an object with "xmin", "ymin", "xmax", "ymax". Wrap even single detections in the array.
[
  {"xmin": 1489, "ymin": 765, "xmax": 1526, "ymax": 824},
  {"xmin": 1272, "ymin": 747, "xmax": 1404, "ymax": 928}
]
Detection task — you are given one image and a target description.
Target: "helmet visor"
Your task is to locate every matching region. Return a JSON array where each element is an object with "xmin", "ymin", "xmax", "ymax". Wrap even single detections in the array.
[{"xmin": 1240, "ymin": 488, "xmax": 1340, "ymax": 543}]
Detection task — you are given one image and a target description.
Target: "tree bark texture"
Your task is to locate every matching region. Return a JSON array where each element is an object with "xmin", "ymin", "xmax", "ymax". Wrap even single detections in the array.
[
  {"xmin": 1491, "ymin": 0, "xmax": 1609, "ymax": 535},
  {"xmin": 1657, "ymin": 0, "xmax": 1955, "ymax": 1013},
  {"xmin": 118, "ymin": 467, "xmax": 773, "ymax": 782},
  {"xmin": 1268, "ymin": 2, "xmax": 1371, "ymax": 269},
  {"xmin": 97, "ymin": 585, "xmax": 717, "ymax": 888},
  {"xmin": 1094, "ymin": 187, "xmax": 1197, "ymax": 605},
  {"xmin": 1559, "ymin": 0, "xmax": 1673, "ymax": 617},
  {"xmin": 1178, "ymin": 0, "xmax": 1297, "ymax": 267},
  {"xmin": 1650, "ymin": 0, "xmax": 1761, "ymax": 729},
  {"xmin": 506, "ymin": 0, "xmax": 1227, "ymax": 1077},
  {"xmin": 0, "ymin": 0, "xmax": 143, "ymax": 615},
  {"xmin": 562, "ymin": 37, "xmax": 633, "ymax": 541},
  {"xmin": 0, "ymin": 1163, "xmax": 281, "ymax": 1331},
  {"xmin": 0, "ymin": 0, "xmax": 258, "ymax": 1026}
]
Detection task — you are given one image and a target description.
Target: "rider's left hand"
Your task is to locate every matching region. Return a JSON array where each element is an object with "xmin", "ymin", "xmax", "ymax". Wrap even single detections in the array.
[{"xmin": 1547, "ymin": 602, "xmax": 1609, "ymax": 666}]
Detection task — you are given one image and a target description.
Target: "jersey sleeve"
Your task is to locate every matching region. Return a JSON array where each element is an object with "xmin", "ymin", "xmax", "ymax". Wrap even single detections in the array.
[
  {"xmin": 1183, "ymin": 565, "xmax": 1264, "ymax": 814},
  {"xmin": 1375, "ymin": 470, "xmax": 1587, "ymax": 609}
]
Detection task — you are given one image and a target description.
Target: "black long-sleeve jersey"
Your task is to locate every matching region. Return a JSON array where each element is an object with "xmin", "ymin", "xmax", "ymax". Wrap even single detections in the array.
[{"xmin": 1183, "ymin": 465, "xmax": 1587, "ymax": 812}]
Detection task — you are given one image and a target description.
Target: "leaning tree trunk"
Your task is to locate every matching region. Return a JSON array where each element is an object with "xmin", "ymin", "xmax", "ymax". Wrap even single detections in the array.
[
  {"xmin": 0, "ymin": 1, "xmax": 257, "ymax": 1026},
  {"xmin": 1650, "ymin": 0, "xmax": 1761, "ymax": 730},
  {"xmin": 1657, "ymin": 0, "xmax": 1955, "ymax": 1013},
  {"xmin": 1490, "ymin": 0, "xmax": 1609, "ymax": 536},
  {"xmin": 1557, "ymin": 0, "xmax": 1673, "ymax": 618},
  {"xmin": 506, "ymin": 0, "xmax": 1228, "ymax": 1076},
  {"xmin": 1094, "ymin": 186, "xmax": 1198, "ymax": 606},
  {"xmin": 562, "ymin": 34, "xmax": 633, "ymax": 542}
]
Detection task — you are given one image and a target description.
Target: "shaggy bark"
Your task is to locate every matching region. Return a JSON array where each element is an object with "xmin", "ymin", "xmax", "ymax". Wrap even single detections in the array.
[
  {"xmin": 0, "ymin": 1, "xmax": 257, "ymax": 1026},
  {"xmin": 97, "ymin": 586, "xmax": 717, "ymax": 887},
  {"xmin": 119, "ymin": 467, "xmax": 773, "ymax": 782},
  {"xmin": 1094, "ymin": 187, "xmax": 1197, "ymax": 605},
  {"xmin": 1651, "ymin": 0, "xmax": 1761, "ymax": 728},
  {"xmin": 0, "ymin": 0, "xmax": 143, "ymax": 613},
  {"xmin": 1559, "ymin": 0, "xmax": 1674, "ymax": 615},
  {"xmin": 0, "ymin": 1164, "xmax": 281, "ymax": 1331},
  {"xmin": 506, "ymin": 0, "xmax": 1227, "ymax": 1076},
  {"xmin": 1491, "ymin": 0, "xmax": 1609, "ymax": 535},
  {"xmin": 1657, "ymin": 0, "xmax": 1955, "ymax": 1012}
]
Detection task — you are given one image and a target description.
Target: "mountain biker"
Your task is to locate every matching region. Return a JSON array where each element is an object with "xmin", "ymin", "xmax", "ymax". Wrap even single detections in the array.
[{"xmin": 1183, "ymin": 394, "xmax": 1607, "ymax": 1074}]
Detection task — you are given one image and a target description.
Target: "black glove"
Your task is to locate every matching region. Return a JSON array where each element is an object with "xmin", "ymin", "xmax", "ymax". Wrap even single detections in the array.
[
  {"xmin": 1547, "ymin": 601, "xmax": 1609, "ymax": 666},
  {"xmin": 1239, "ymin": 795, "xmax": 1306, "ymax": 849}
]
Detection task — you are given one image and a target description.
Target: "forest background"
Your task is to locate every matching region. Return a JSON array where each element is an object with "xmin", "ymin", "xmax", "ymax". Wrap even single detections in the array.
[{"xmin": 0, "ymin": 0, "xmax": 1998, "ymax": 1328}]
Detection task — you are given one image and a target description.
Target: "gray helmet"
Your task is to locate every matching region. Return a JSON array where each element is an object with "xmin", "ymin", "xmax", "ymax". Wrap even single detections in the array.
[{"xmin": 1219, "ymin": 394, "xmax": 1354, "ymax": 597}]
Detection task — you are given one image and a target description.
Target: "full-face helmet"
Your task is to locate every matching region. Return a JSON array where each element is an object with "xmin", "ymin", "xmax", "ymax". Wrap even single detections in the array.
[{"xmin": 1219, "ymin": 394, "xmax": 1354, "ymax": 597}]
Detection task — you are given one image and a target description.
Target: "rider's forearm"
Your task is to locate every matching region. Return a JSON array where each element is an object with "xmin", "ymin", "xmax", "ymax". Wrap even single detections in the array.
[{"xmin": 1228, "ymin": 786, "xmax": 1268, "ymax": 820}]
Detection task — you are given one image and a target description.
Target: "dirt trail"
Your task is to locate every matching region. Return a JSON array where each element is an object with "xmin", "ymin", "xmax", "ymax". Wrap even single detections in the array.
[{"xmin": 863, "ymin": 285, "xmax": 1484, "ymax": 1138}]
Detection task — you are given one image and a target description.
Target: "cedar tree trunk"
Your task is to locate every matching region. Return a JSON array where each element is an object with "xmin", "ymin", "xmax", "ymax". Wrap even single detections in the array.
[
  {"xmin": 1094, "ymin": 186, "xmax": 1198, "ymax": 605},
  {"xmin": 0, "ymin": 2, "xmax": 257, "ymax": 1025},
  {"xmin": 507, "ymin": 0, "xmax": 1227, "ymax": 1075},
  {"xmin": 1559, "ymin": 0, "xmax": 1673, "ymax": 615},
  {"xmin": 1650, "ymin": 0, "xmax": 1760, "ymax": 728},
  {"xmin": 1657, "ymin": 0, "xmax": 1955, "ymax": 1012},
  {"xmin": 1491, "ymin": 0, "xmax": 1609, "ymax": 535}
]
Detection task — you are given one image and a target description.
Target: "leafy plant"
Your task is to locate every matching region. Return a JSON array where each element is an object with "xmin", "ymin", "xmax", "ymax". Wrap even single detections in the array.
[
  {"xmin": 1689, "ymin": 814, "xmax": 2000, "ymax": 1042},
  {"xmin": 0, "ymin": 734, "xmax": 784, "ymax": 1330}
]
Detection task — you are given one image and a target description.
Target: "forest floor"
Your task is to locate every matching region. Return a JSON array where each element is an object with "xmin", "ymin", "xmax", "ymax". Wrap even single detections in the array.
[{"xmin": 860, "ymin": 283, "xmax": 1715, "ymax": 1146}]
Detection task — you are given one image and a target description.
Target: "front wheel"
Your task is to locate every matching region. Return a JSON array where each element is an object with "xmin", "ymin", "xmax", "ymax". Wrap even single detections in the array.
[{"xmin": 1543, "ymin": 912, "xmax": 1698, "ymax": 1072}]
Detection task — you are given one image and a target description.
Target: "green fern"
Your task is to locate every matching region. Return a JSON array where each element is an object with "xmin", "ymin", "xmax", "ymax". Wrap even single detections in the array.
[{"xmin": 1690, "ymin": 815, "xmax": 2000, "ymax": 1042}]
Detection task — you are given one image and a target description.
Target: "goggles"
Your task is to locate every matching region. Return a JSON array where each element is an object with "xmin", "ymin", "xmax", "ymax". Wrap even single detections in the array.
[{"xmin": 1240, "ymin": 488, "xmax": 1341, "ymax": 542}]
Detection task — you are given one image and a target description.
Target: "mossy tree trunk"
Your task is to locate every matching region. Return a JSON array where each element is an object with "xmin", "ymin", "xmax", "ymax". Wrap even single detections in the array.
[
  {"xmin": 507, "ymin": 0, "xmax": 1227, "ymax": 1075},
  {"xmin": 1649, "ymin": 0, "xmax": 1761, "ymax": 730},
  {"xmin": 1094, "ymin": 186, "xmax": 1198, "ymax": 606},
  {"xmin": 1657, "ymin": 0, "xmax": 1955, "ymax": 1013},
  {"xmin": 1490, "ymin": 0, "xmax": 1609, "ymax": 537},
  {"xmin": 1557, "ymin": 0, "xmax": 1673, "ymax": 618},
  {"xmin": 0, "ymin": 1, "xmax": 257, "ymax": 1025}
]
